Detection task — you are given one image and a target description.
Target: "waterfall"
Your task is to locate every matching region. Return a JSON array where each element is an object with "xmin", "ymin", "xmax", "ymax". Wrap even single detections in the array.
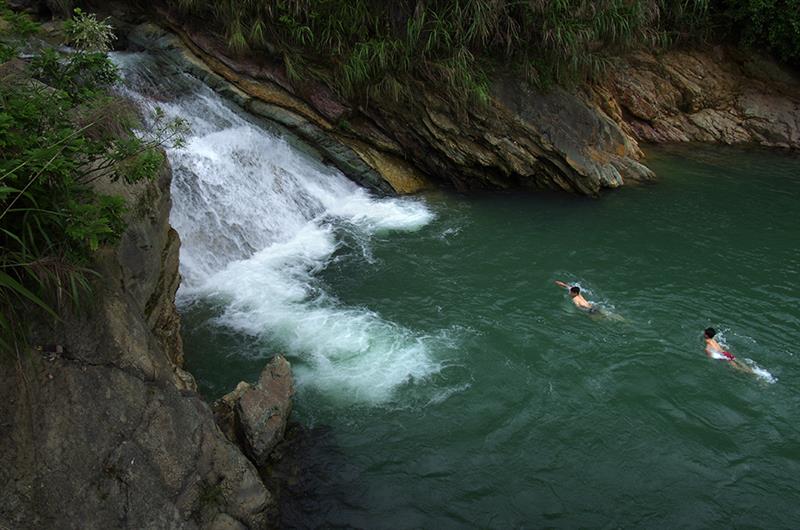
[{"xmin": 114, "ymin": 52, "xmax": 441, "ymax": 402}]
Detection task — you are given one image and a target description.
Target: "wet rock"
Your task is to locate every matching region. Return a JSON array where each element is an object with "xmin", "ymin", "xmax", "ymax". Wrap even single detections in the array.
[
  {"xmin": 127, "ymin": 22, "xmax": 403, "ymax": 195},
  {"xmin": 214, "ymin": 356, "xmax": 294, "ymax": 468},
  {"xmin": 208, "ymin": 513, "xmax": 248, "ymax": 530},
  {"xmin": 213, "ymin": 381, "xmax": 252, "ymax": 444},
  {"xmin": 141, "ymin": 15, "xmax": 800, "ymax": 196}
]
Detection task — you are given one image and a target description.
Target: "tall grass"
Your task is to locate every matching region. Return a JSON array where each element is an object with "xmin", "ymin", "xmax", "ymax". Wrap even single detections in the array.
[{"xmin": 167, "ymin": 0, "xmax": 710, "ymax": 103}]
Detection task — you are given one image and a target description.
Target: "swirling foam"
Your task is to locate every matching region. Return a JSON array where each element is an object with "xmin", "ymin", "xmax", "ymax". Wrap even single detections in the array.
[{"xmin": 116, "ymin": 52, "xmax": 442, "ymax": 403}]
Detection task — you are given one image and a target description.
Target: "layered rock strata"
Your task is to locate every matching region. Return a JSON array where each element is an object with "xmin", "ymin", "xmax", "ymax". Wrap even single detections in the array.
[
  {"xmin": 600, "ymin": 49, "xmax": 800, "ymax": 149},
  {"xmin": 129, "ymin": 13, "xmax": 799, "ymax": 196},
  {"xmin": 128, "ymin": 19, "xmax": 653, "ymax": 196}
]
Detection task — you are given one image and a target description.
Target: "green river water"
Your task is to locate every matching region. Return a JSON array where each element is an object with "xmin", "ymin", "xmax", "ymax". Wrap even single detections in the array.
[{"xmin": 182, "ymin": 144, "xmax": 800, "ymax": 528}]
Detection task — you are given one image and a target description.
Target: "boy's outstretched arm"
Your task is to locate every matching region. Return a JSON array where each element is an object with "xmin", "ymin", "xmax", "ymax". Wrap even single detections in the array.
[{"xmin": 554, "ymin": 280, "xmax": 569, "ymax": 289}]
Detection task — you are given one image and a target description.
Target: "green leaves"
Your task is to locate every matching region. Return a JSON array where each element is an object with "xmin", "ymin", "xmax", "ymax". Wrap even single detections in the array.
[
  {"xmin": 0, "ymin": 9, "xmax": 188, "ymax": 353},
  {"xmin": 0, "ymin": 0, "xmax": 40, "ymax": 37},
  {"xmin": 0, "ymin": 271, "xmax": 57, "ymax": 317},
  {"xmin": 65, "ymin": 195, "xmax": 126, "ymax": 252},
  {"xmin": 30, "ymin": 48, "xmax": 119, "ymax": 103},
  {"xmin": 63, "ymin": 8, "xmax": 117, "ymax": 52},
  {"xmin": 716, "ymin": 0, "xmax": 800, "ymax": 65},
  {"xmin": 165, "ymin": 0, "xmax": 714, "ymax": 103}
]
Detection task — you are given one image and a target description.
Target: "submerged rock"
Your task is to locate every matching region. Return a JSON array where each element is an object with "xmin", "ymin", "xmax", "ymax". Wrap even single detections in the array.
[{"xmin": 214, "ymin": 356, "xmax": 295, "ymax": 469}]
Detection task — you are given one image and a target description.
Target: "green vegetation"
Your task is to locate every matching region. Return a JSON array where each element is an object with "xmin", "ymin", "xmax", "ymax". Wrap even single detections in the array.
[
  {"xmin": 714, "ymin": 0, "xmax": 800, "ymax": 65},
  {"xmin": 0, "ymin": 4, "xmax": 187, "ymax": 352},
  {"xmin": 63, "ymin": 7, "xmax": 117, "ymax": 52},
  {"xmin": 168, "ymin": 0, "xmax": 712, "ymax": 103},
  {"xmin": 165, "ymin": 0, "xmax": 800, "ymax": 104}
]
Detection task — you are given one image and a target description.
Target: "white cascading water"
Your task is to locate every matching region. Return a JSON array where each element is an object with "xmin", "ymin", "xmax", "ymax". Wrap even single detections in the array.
[{"xmin": 114, "ymin": 53, "xmax": 443, "ymax": 402}]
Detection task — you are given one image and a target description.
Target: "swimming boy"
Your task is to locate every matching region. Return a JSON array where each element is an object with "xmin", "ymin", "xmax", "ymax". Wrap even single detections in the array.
[
  {"xmin": 554, "ymin": 281, "xmax": 594, "ymax": 310},
  {"xmin": 703, "ymin": 327, "xmax": 753, "ymax": 373}
]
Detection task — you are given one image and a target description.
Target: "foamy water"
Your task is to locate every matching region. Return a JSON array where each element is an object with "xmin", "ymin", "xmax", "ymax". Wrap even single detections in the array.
[{"xmin": 115, "ymin": 52, "xmax": 440, "ymax": 402}]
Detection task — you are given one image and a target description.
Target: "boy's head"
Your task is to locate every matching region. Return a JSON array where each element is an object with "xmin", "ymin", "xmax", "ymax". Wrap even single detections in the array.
[
  {"xmin": 569, "ymin": 286, "xmax": 580, "ymax": 297},
  {"xmin": 704, "ymin": 327, "xmax": 716, "ymax": 339}
]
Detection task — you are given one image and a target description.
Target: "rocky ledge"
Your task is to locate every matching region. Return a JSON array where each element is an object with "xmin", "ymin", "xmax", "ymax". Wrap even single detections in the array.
[
  {"xmin": 125, "ymin": 14, "xmax": 799, "ymax": 197},
  {"xmin": 599, "ymin": 49, "xmax": 800, "ymax": 149},
  {"xmin": 0, "ymin": 160, "xmax": 290, "ymax": 529},
  {"xmin": 127, "ymin": 18, "xmax": 652, "ymax": 196}
]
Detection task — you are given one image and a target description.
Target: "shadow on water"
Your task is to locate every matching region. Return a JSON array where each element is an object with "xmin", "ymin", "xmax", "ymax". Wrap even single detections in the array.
[
  {"xmin": 180, "ymin": 299, "xmax": 270, "ymax": 401},
  {"xmin": 263, "ymin": 423, "xmax": 355, "ymax": 530}
]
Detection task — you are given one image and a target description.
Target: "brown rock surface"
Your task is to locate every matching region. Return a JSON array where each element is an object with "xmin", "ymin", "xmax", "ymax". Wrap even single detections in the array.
[
  {"xmin": 601, "ymin": 49, "xmax": 800, "ymax": 149},
  {"xmin": 214, "ymin": 356, "xmax": 294, "ymax": 468},
  {"xmin": 131, "ymin": 20, "xmax": 652, "ymax": 196},
  {"xmin": 136, "ymin": 15, "xmax": 799, "ymax": 196}
]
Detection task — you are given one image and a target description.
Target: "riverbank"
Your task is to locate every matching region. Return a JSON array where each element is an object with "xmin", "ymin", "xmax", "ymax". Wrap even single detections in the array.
[{"xmin": 124, "ymin": 6, "xmax": 799, "ymax": 197}]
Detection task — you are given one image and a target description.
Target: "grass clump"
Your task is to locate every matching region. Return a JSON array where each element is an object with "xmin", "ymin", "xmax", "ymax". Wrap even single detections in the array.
[{"xmin": 167, "ymin": 0, "xmax": 712, "ymax": 104}]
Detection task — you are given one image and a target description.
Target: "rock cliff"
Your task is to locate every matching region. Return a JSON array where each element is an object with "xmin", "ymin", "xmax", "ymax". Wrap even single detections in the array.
[
  {"xmin": 127, "ymin": 13, "xmax": 799, "ymax": 196},
  {"xmin": 131, "ymin": 17, "xmax": 652, "ymax": 196},
  {"xmin": 599, "ymin": 49, "xmax": 800, "ymax": 149},
  {"xmin": 0, "ymin": 163, "xmax": 279, "ymax": 529}
]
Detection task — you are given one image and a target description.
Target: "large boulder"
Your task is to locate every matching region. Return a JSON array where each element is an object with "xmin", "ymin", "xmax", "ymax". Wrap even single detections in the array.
[{"xmin": 214, "ymin": 356, "xmax": 294, "ymax": 468}]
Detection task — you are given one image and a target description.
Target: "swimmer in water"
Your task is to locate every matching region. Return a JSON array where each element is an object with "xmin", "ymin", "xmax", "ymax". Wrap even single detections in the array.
[
  {"xmin": 703, "ymin": 327, "xmax": 753, "ymax": 374},
  {"xmin": 554, "ymin": 281, "xmax": 595, "ymax": 311}
]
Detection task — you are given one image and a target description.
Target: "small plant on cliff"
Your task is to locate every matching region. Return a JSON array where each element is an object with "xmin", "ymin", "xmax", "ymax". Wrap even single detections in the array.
[
  {"xmin": 63, "ymin": 7, "xmax": 117, "ymax": 52},
  {"xmin": 0, "ymin": 7, "xmax": 187, "ymax": 354},
  {"xmin": 1, "ymin": 0, "xmax": 39, "ymax": 61}
]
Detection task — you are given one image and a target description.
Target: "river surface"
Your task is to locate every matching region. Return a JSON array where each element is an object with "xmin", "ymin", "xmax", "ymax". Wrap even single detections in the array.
[{"xmin": 117, "ymin": 52, "xmax": 800, "ymax": 528}]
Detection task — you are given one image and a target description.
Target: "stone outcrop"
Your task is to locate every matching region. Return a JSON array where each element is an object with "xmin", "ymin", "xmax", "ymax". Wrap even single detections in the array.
[
  {"xmin": 124, "ymin": 13, "xmax": 799, "ymax": 197},
  {"xmin": 213, "ymin": 356, "xmax": 294, "ymax": 469},
  {"xmin": 128, "ymin": 18, "xmax": 652, "ymax": 196},
  {"xmin": 11, "ymin": 2, "xmax": 800, "ymax": 197},
  {"xmin": 0, "ymin": 162, "xmax": 277, "ymax": 529},
  {"xmin": 599, "ymin": 49, "xmax": 800, "ymax": 149},
  {"xmin": 125, "ymin": 22, "xmax": 419, "ymax": 195}
]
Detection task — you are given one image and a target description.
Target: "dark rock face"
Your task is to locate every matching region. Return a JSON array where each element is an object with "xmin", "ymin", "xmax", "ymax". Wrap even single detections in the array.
[
  {"xmin": 125, "ymin": 23, "xmax": 412, "ymax": 195},
  {"xmin": 359, "ymin": 75, "xmax": 655, "ymax": 194},
  {"xmin": 214, "ymin": 356, "xmax": 294, "ymax": 468},
  {"xmin": 0, "ymin": 162, "xmax": 276, "ymax": 529}
]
